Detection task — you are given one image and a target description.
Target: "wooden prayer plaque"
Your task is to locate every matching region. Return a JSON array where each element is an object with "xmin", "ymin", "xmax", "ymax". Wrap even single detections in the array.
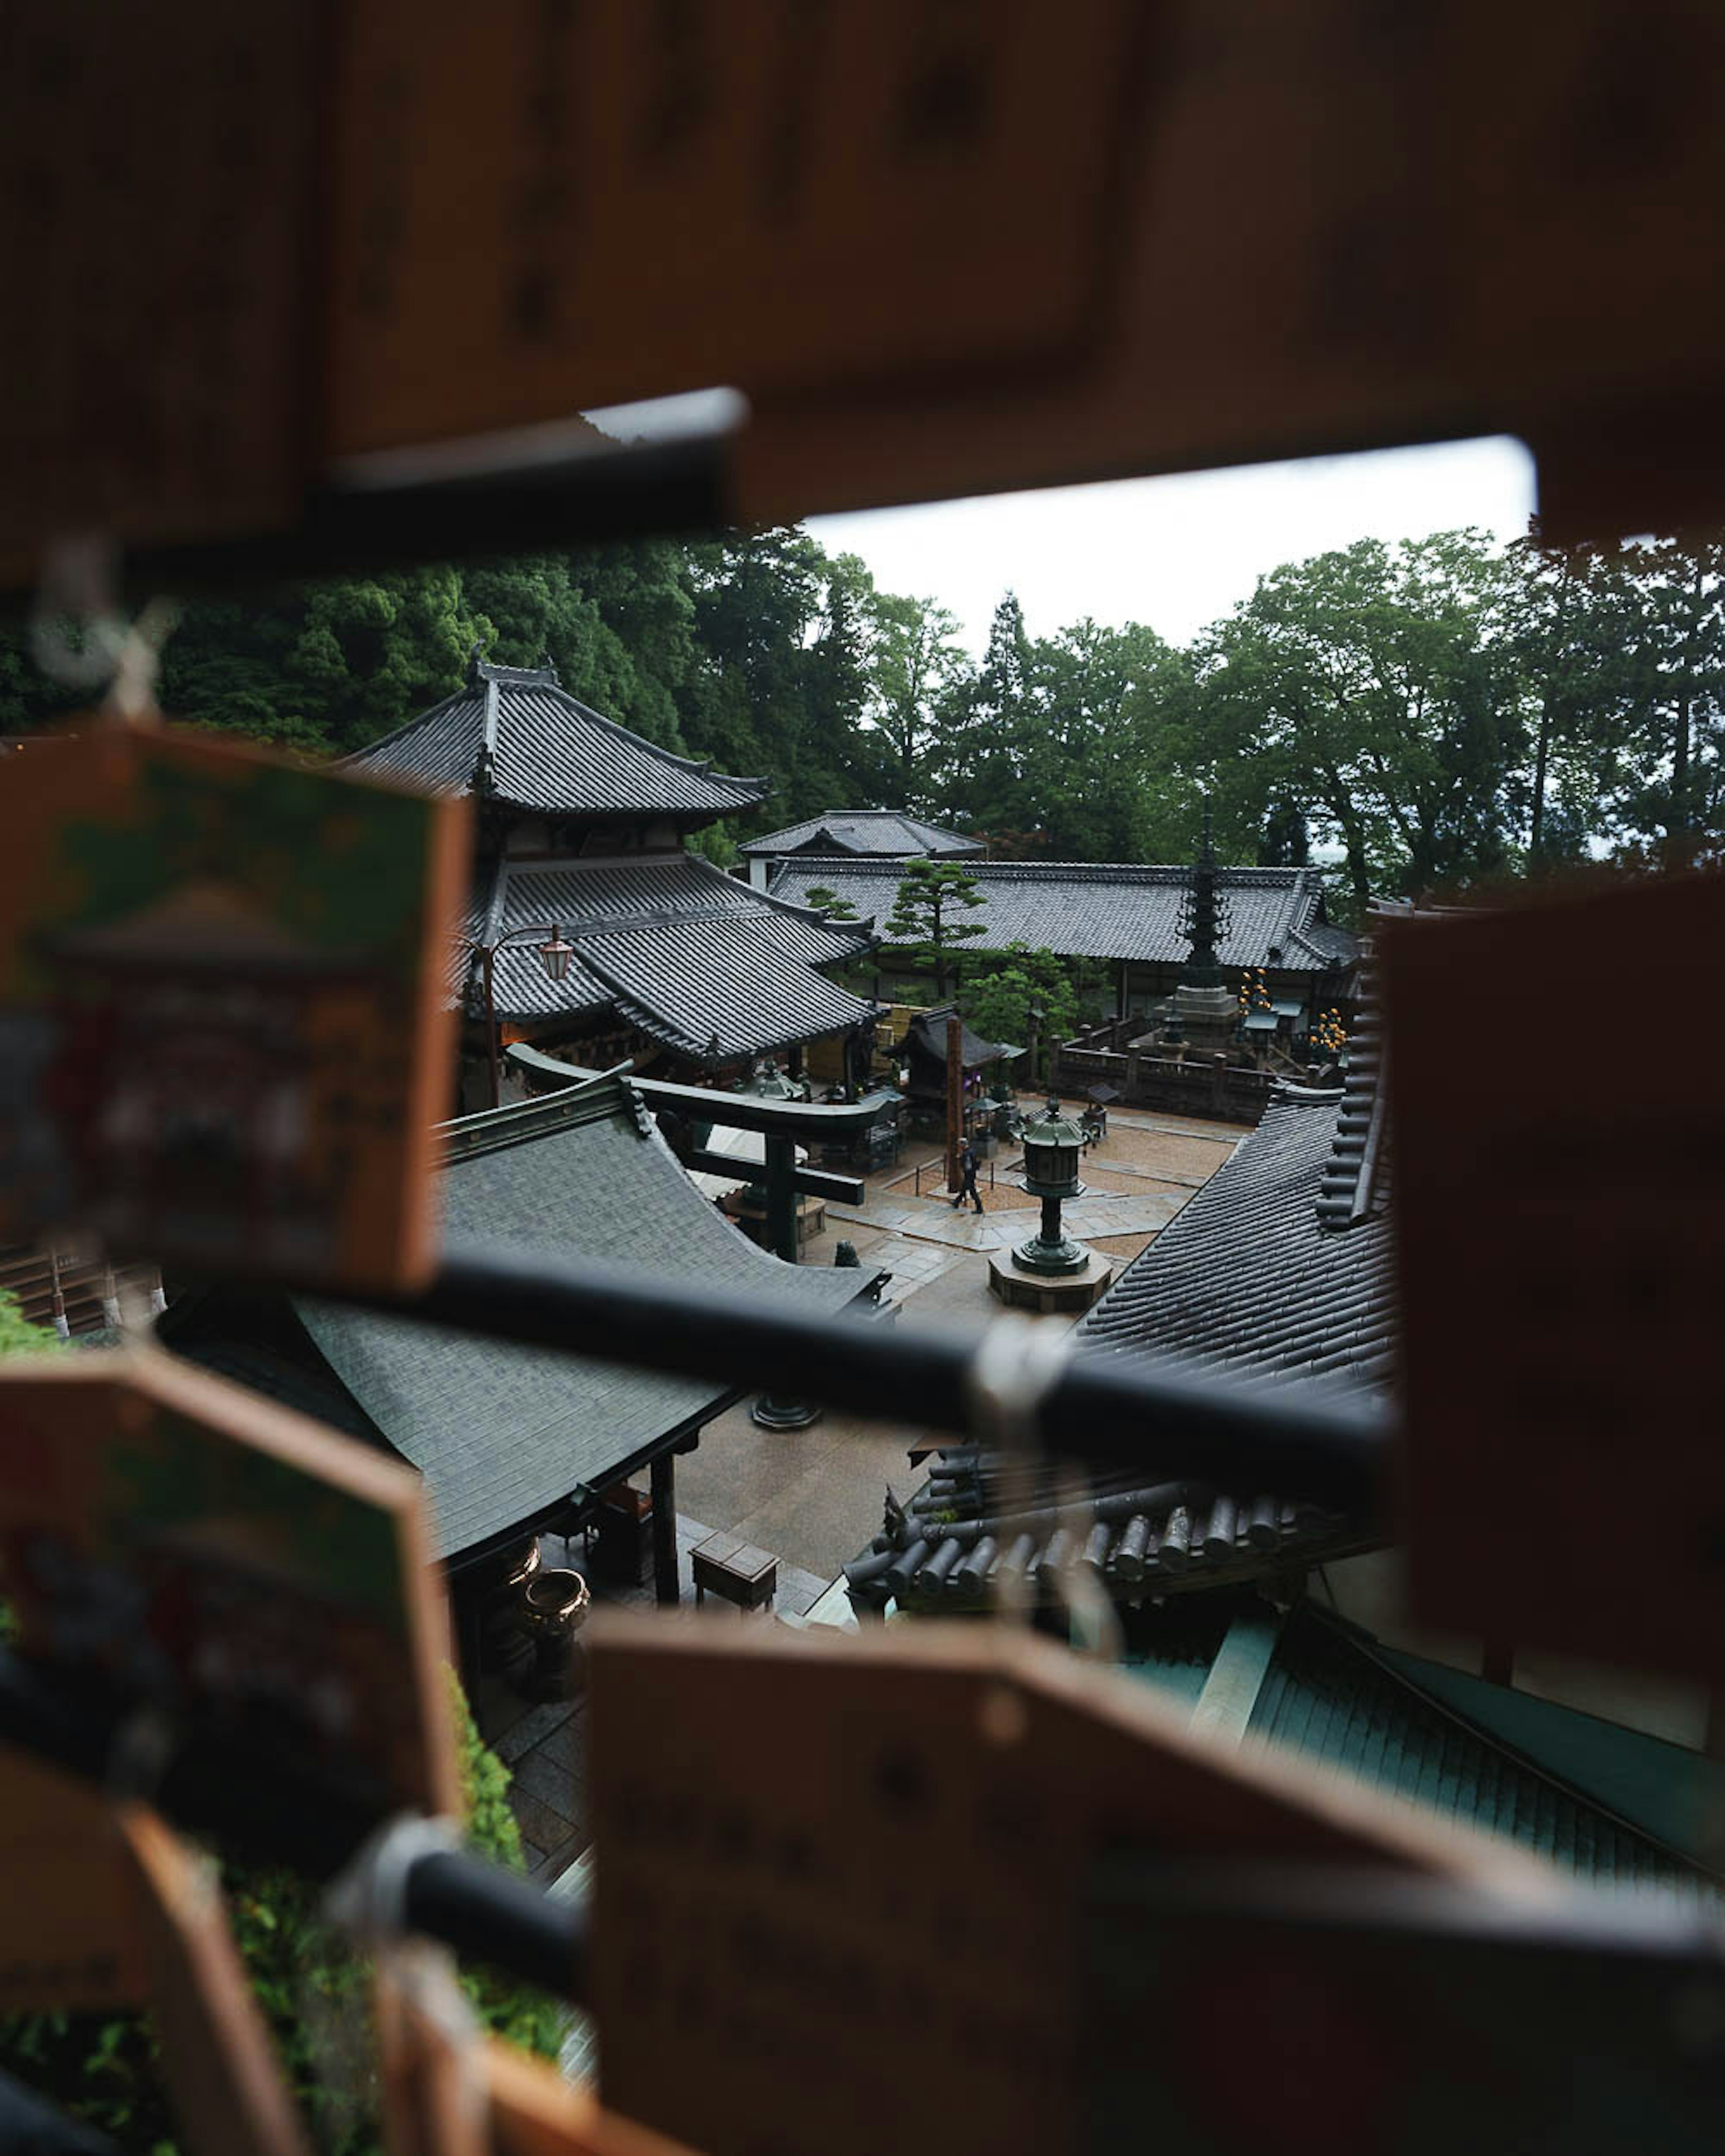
[
  {"xmin": 0, "ymin": 1744, "xmax": 150, "ymax": 2015},
  {"xmin": 587, "ymin": 1617, "xmax": 1543, "ymax": 2156},
  {"xmin": 326, "ymin": 0, "xmax": 1148, "ymax": 452},
  {"xmin": 376, "ymin": 1951, "xmax": 490, "ymax": 2156},
  {"xmin": 1381, "ymin": 876, "xmax": 1725, "ymax": 1683},
  {"xmin": 0, "ymin": 721, "xmax": 469, "ymax": 1292},
  {"xmin": 0, "ymin": 0, "xmax": 317, "ymax": 583},
  {"xmin": 119, "ymin": 1803, "xmax": 312, "ymax": 2156},
  {"xmin": 487, "ymin": 2043, "xmax": 699, "ymax": 2156},
  {"xmin": 0, "ymin": 1352, "xmax": 459, "ymax": 1824}
]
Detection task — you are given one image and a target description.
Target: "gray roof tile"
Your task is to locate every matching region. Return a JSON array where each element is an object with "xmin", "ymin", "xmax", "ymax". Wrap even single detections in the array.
[
  {"xmin": 348, "ymin": 658, "xmax": 766, "ymax": 821},
  {"xmin": 475, "ymin": 853, "xmax": 876, "ymax": 1061},
  {"xmin": 770, "ymin": 857, "xmax": 1354, "ymax": 972},
  {"xmin": 288, "ymin": 1080, "xmax": 881, "ymax": 1560},
  {"xmin": 742, "ymin": 810, "xmax": 984, "ymax": 858},
  {"xmin": 1075, "ymin": 1084, "xmax": 1396, "ymax": 1399}
]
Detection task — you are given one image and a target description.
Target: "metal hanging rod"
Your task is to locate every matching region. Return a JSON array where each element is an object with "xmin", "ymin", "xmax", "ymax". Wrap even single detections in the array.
[
  {"xmin": 307, "ymin": 1234, "xmax": 1393, "ymax": 1514},
  {"xmin": 0, "ymin": 1644, "xmax": 588, "ymax": 2004}
]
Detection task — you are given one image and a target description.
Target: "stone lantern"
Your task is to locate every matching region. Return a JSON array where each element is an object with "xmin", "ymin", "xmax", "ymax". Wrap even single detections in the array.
[
  {"xmin": 986, "ymin": 1092, "xmax": 1115, "ymax": 1312},
  {"xmin": 1013, "ymin": 1096, "xmax": 1091, "ymax": 1276}
]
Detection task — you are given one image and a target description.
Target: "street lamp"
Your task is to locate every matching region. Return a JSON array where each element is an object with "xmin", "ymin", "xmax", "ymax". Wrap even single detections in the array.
[{"xmin": 461, "ymin": 923, "xmax": 578, "ymax": 1109}]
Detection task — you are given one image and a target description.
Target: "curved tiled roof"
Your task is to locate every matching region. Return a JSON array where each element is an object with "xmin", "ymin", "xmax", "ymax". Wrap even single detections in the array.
[
  {"xmin": 166, "ymin": 1078, "xmax": 883, "ymax": 1562},
  {"xmin": 741, "ymin": 809, "xmax": 984, "ymax": 858},
  {"xmin": 471, "ymin": 851, "xmax": 876, "ymax": 1062},
  {"xmin": 849, "ymin": 1458, "xmax": 1369, "ymax": 1618},
  {"xmin": 348, "ymin": 658, "xmax": 766, "ymax": 821},
  {"xmin": 770, "ymin": 856, "xmax": 1353, "ymax": 973},
  {"xmin": 1076, "ymin": 1084, "xmax": 1398, "ymax": 1400}
]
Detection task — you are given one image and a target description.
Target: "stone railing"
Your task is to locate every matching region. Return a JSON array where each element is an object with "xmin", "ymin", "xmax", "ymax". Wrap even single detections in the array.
[{"xmin": 1054, "ymin": 1039, "xmax": 1274, "ymax": 1126}]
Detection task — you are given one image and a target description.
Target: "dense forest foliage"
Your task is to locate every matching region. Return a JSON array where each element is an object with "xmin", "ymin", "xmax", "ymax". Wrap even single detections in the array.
[{"xmin": 3, "ymin": 520, "xmax": 1719, "ymax": 906}]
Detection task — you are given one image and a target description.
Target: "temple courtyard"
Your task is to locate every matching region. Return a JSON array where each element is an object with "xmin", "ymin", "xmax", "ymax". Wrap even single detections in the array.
[
  {"xmin": 674, "ymin": 1096, "xmax": 1244, "ymax": 1577},
  {"xmin": 477, "ymin": 1096, "xmax": 1243, "ymax": 1879}
]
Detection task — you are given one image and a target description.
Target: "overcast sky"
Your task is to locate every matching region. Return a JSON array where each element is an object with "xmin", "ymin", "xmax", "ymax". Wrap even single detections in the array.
[{"xmin": 808, "ymin": 435, "xmax": 1536, "ymax": 655}]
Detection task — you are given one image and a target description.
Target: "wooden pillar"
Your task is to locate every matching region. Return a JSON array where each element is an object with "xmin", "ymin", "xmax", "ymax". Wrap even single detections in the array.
[
  {"xmin": 451, "ymin": 1573, "xmax": 485, "ymax": 1695},
  {"xmin": 945, "ymin": 1013, "xmax": 964, "ymax": 1195},
  {"xmin": 764, "ymin": 1134, "xmax": 799, "ymax": 1264},
  {"xmin": 650, "ymin": 1452, "xmax": 679, "ymax": 1606},
  {"xmin": 1481, "ymin": 1638, "xmax": 1515, "ymax": 1688}
]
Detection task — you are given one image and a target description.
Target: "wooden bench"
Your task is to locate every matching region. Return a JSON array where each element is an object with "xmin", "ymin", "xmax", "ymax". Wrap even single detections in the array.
[{"xmin": 690, "ymin": 1529, "xmax": 778, "ymax": 1614}]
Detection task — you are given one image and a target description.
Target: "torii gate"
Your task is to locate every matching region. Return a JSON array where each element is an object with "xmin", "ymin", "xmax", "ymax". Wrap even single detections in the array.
[{"xmin": 507, "ymin": 1044, "xmax": 891, "ymax": 1266}]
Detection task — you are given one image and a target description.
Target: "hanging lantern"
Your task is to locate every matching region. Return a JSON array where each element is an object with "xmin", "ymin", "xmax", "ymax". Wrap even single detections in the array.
[{"xmin": 537, "ymin": 925, "xmax": 576, "ymax": 983}]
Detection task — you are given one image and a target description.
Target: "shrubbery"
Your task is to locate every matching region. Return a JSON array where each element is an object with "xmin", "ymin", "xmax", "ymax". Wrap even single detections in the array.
[{"xmin": 0, "ymin": 1674, "xmax": 562, "ymax": 2153}]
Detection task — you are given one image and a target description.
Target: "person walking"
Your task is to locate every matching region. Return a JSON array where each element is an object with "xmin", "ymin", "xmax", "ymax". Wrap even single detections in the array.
[{"xmin": 950, "ymin": 1139, "xmax": 984, "ymax": 1214}]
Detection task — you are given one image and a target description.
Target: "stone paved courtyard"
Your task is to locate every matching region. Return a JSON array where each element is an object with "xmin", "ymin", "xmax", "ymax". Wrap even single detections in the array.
[{"xmin": 476, "ymin": 1097, "xmax": 1242, "ymax": 1882}]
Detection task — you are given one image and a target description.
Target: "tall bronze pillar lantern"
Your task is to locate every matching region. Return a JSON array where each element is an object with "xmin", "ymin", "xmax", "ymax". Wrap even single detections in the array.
[{"xmin": 1013, "ymin": 1096, "xmax": 1092, "ymax": 1276}]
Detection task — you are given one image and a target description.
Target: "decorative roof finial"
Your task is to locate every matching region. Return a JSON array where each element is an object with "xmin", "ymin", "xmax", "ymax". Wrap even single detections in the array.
[
  {"xmin": 466, "ymin": 637, "xmax": 486, "ymax": 686},
  {"xmin": 537, "ymin": 648, "xmax": 559, "ymax": 684}
]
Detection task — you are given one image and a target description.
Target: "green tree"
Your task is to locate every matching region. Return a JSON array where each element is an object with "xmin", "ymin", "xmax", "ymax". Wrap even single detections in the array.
[
  {"xmin": 964, "ymin": 945, "xmax": 1078, "ymax": 1084},
  {"xmin": 688, "ymin": 820, "xmax": 739, "ymax": 870},
  {"xmin": 803, "ymin": 884, "xmax": 860, "ymax": 922},
  {"xmin": 935, "ymin": 590, "xmax": 1031, "ymax": 833},
  {"xmin": 1610, "ymin": 535, "xmax": 1725, "ymax": 870},
  {"xmin": 884, "ymin": 857, "xmax": 989, "ymax": 997},
  {"xmin": 1196, "ymin": 531, "xmax": 1519, "ymax": 912},
  {"xmin": 683, "ymin": 527, "xmax": 854, "ymax": 821},
  {"xmin": 1501, "ymin": 519, "xmax": 1641, "ymax": 871},
  {"xmin": 859, "ymin": 589, "xmax": 970, "ymax": 811},
  {"xmin": 0, "ymin": 1289, "xmax": 62, "ymax": 1356},
  {"xmin": 0, "ymin": 1285, "xmax": 63, "ymax": 1354},
  {"xmin": 1019, "ymin": 618, "xmax": 1191, "ymax": 860}
]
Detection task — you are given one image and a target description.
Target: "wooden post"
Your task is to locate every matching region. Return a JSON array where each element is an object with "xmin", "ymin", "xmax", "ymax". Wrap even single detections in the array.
[
  {"xmin": 1481, "ymin": 1638, "xmax": 1515, "ymax": 1688},
  {"xmin": 764, "ymin": 1134, "xmax": 799, "ymax": 1264},
  {"xmin": 481, "ymin": 945, "xmax": 502, "ymax": 1112},
  {"xmin": 945, "ymin": 1013, "xmax": 963, "ymax": 1196},
  {"xmin": 650, "ymin": 1453, "xmax": 679, "ymax": 1606}
]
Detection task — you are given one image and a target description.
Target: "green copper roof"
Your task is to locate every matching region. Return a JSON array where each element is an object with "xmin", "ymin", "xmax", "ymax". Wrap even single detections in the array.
[
  {"xmin": 1247, "ymin": 1606, "xmax": 1713, "ymax": 1901},
  {"xmin": 1373, "ymin": 1646, "xmax": 1725, "ymax": 1870}
]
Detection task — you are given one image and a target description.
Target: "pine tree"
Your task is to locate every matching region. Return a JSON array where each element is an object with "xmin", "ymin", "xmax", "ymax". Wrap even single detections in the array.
[{"xmin": 884, "ymin": 857, "xmax": 989, "ymax": 997}]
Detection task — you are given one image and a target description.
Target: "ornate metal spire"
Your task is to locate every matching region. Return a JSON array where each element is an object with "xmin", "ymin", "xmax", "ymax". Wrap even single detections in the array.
[{"xmin": 1177, "ymin": 797, "xmax": 1232, "ymax": 987}]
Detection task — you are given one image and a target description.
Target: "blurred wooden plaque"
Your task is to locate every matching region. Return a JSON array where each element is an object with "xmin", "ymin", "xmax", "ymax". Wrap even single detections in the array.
[
  {"xmin": 0, "ymin": 0, "xmax": 317, "ymax": 583},
  {"xmin": 120, "ymin": 1804, "xmax": 312, "ymax": 2156},
  {"xmin": 325, "ymin": 0, "xmax": 1149, "ymax": 453},
  {"xmin": 588, "ymin": 1617, "xmax": 1540, "ymax": 2156},
  {"xmin": 0, "ymin": 722, "xmax": 468, "ymax": 1293},
  {"xmin": 0, "ymin": 1745, "xmax": 150, "ymax": 2014},
  {"xmin": 1381, "ymin": 878, "xmax": 1725, "ymax": 1683},
  {"xmin": 0, "ymin": 1352, "xmax": 459, "ymax": 1825}
]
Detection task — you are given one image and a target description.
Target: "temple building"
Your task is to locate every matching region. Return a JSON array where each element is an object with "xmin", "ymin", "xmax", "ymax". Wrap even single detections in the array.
[
  {"xmin": 159, "ymin": 1072, "xmax": 885, "ymax": 1680},
  {"xmin": 349, "ymin": 655, "xmax": 880, "ymax": 1103},
  {"xmin": 771, "ymin": 853, "xmax": 1356, "ymax": 1026},
  {"xmin": 741, "ymin": 809, "xmax": 984, "ymax": 888}
]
